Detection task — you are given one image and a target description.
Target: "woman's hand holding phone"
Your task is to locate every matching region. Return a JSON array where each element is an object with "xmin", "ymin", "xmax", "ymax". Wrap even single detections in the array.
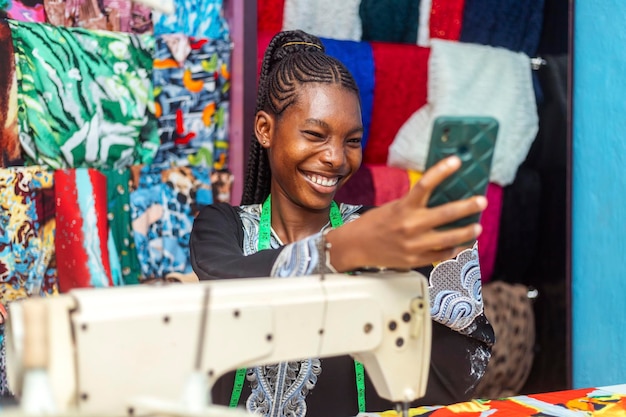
[{"xmin": 326, "ymin": 156, "xmax": 487, "ymax": 272}]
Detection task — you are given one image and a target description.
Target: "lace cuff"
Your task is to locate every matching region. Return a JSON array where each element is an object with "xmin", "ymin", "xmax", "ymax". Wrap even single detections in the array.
[
  {"xmin": 270, "ymin": 232, "xmax": 335, "ymax": 277},
  {"xmin": 428, "ymin": 242, "xmax": 484, "ymax": 332}
]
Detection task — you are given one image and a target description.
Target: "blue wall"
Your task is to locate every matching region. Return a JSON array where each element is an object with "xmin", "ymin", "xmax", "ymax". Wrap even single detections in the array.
[{"xmin": 572, "ymin": 0, "xmax": 626, "ymax": 387}]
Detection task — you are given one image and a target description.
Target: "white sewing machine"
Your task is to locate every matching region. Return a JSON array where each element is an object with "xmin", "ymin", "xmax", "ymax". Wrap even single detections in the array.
[{"xmin": 3, "ymin": 271, "xmax": 432, "ymax": 417}]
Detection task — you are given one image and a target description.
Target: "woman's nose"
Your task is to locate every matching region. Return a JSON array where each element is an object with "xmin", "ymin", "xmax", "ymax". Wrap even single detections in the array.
[{"xmin": 321, "ymin": 142, "xmax": 346, "ymax": 167}]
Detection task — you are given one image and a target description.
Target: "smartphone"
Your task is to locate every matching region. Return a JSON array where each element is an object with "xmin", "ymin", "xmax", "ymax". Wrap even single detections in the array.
[{"xmin": 424, "ymin": 115, "xmax": 498, "ymax": 230}]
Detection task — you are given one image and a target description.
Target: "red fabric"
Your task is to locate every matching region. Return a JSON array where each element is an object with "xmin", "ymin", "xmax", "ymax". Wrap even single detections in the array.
[
  {"xmin": 367, "ymin": 163, "xmax": 410, "ymax": 206},
  {"xmin": 257, "ymin": 30, "xmax": 277, "ymax": 77},
  {"xmin": 477, "ymin": 183, "xmax": 503, "ymax": 282},
  {"xmin": 429, "ymin": 0, "xmax": 465, "ymax": 41},
  {"xmin": 55, "ymin": 169, "xmax": 112, "ymax": 292},
  {"xmin": 364, "ymin": 43, "xmax": 430, "ymax": 164},
  {"xmin": 257, "ymin": 0, "xmax": 285, "ymax": 34}
]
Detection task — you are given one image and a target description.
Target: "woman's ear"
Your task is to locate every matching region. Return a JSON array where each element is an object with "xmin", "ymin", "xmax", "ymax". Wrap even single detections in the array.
[{"xmin": 254, "ymin": 110, "xmax": 273, "ymax": 148}]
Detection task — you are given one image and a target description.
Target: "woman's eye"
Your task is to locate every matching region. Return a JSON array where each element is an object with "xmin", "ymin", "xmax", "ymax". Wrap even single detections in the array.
[
  {"xmin": 303, "ymin": 130, "xmax": 324, "ymax": 139},
  {"xmin": 348, "ymin": 137, "xmax": 362, "ymax": 146}
]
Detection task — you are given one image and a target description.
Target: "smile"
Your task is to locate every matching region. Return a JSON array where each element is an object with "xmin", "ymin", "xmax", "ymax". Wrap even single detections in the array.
[{"xmin": 305, "ymin": 173, "xmax": 339, "ymax": 187}]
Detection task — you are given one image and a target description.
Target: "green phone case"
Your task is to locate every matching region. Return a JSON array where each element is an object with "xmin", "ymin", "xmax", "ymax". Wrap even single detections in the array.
[{"xmin": 425, "ymin": 115, "xmax": 499, "ymax": 230}]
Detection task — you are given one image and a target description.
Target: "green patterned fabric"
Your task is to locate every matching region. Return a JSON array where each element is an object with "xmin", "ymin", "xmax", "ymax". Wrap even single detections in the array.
[{"xmin": 10, "ymin": 21, "xmax": 159, "ymax": 170}]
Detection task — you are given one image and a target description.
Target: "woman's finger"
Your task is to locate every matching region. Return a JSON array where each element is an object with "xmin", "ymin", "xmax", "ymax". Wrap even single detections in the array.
[{"xmin": 406, "ymin": 155, "xmax": 461, "ymax": 207}]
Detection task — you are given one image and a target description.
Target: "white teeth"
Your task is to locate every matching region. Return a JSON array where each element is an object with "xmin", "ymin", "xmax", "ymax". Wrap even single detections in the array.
[{"xmin": 307, "ymin": 174, "xmax": 338, "ymax": 187}]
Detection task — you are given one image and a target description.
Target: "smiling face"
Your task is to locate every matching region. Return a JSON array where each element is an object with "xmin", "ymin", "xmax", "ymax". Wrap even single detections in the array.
[{"xmin": 256, "ymin": 83, "xmax": 363, "ymax": 213}]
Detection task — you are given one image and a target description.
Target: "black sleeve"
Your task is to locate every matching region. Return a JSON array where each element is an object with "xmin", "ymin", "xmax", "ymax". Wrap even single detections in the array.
[{"xmin": 190, "ymin": 203, "xmax": 285, "ymax": 280}]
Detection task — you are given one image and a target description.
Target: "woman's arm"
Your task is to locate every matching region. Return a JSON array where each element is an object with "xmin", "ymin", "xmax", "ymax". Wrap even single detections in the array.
[{"xmin": 190, "ymin": 203, "xmax": 282, "ymax": 279}]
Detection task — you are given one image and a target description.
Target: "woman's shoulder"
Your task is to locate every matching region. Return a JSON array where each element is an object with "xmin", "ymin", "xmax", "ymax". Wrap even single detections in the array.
[{"xmin": 338, "ymin": 202, "xmax": 372, "ymax": 220}]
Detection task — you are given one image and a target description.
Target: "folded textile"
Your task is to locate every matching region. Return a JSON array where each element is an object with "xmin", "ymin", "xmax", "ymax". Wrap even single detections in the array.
[
  {"xmin": 419, "ymin": 0, "xmax": 466, "ymax": 46},
  {"xmin": 320, "ymin": 37, "xmax": 374, "ymax": 150},
  {"xmin": 152, "ymin": 35, "xmax": 232, "ymax": 170},
  {"xmin": 55, "ymin": 168, "xmax": 120, "ymax": 291},
  {"xmin": 334, "ymin": 164, "xmax": 374, "ymax": 206},
  {"xmin": 103, "ymin": 168, "xmax": 142, "ymax": 285},
  {"xmin": 477, "ymin": 183, "xmax": 503, "ymax": 282},
  {"xmin": 363, "ymin": 42, "xmax": 429, "ymax": 165},
  {"xmin": 153, "ymin": 0, "xmax": 229, "ymax": 39},
  {"xmin": 368, "ymin": 164, "xmax": 410, "ymax": 207},
  {"xmin": 43, "ymin": 0, "xmax": 153, "ymax": 33},
  {"xmin": 359, "ymin": 0, "xmax": 419, "ymax": 44},
  {"xmin": 4, "ymin": 0, "xmax": 45, "ymax": 22},
  {"xmin": 0, "ymin": 19, "xmax": 20, "ymax": 167},
  {"xmin": 460, "ymin": 0, "xmax": 545, "ymax": 57},
  {"xmin": 282, "ymin": 0, "xmax": 361, "ymax": 41},
  {"xmin": 130, "ymin": 165, "xmax": 213, "ymax": 279},
  {"xmin": 0, "ymin": 166, "xmax": 57, "ymax": 302},
  {"xmin": 388, "ymin": 39, "xmax": 538, "ymax": 186},
  {"xmin": 11, "ymin": 21, "xmax": 159, "ymax": 170},
  {"xmin": 257, "ymin": 0, "xmax": 284, "ymax": 34}
]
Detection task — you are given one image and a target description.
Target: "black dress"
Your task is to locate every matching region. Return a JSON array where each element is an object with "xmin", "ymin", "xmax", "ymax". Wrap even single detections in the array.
[{"xmin": 190, "ymin": 202, "xmax": 495, "ymax": 417}]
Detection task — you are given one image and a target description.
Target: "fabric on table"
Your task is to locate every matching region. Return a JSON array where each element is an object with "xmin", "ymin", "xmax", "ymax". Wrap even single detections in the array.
[
  {"xmin": 10, "ymin": 21, "xmax": 159, "ymax": 170},
  {"xmin": 0, "ymin": 166, "xmax": 58, "ymax": 302},
  {"xmin": 4, "ymin": 0, "xmax": 45, "ymax": 22},
  {"xmin": 359, "ymin": 386, "xmax": 626, "ymax": 416},
  {"xmin": 320, "ymin": 37, "xmax": 374, "ymax": 150},
  {"xmin": 103, "ymin": 168, "xmax": 142, "ymax": 285},
  {"xmin": 0, "ymin": 19, "xmax": 21, "ymax": 168},
  {"xmin": 257, "ymin": 0, "xmax": 284, "ymax": 34},
  {"xmin": 460, "ymin": 0, "xmax": 545, "ymax": 57},
  {"xmin": 130, "ymin": 165, "xmax": 213, "ymax": 279},
  {"xmin": 282, "ymin": 0, "xmax": 361, "ymax": 41},
  {"xmin": 359, "ymin": 0, "xmax": 420, "ymax": 44},
  {"xmin": 388, "ymin": 39, "xmax": 539, "ymax": 186},
  {"xmin": 152, "ymin": 35, "xmax": 232, "ymax": 170},
  {"xmin": 152, "ymin": 0, "xmax": 229, "ymax": 39},
  {"xmin": 55, "ymin": 168, "xmax": 120, "ymax": 292},
  {"xmin": 363, "ymin": 42, "xmax": 429, "ymax": 165}
]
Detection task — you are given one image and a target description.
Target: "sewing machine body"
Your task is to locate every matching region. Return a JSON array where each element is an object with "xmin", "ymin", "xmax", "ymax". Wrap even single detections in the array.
[{"xmin": 4, "ymin": 271, "xmax": 431, "ymax": 416}]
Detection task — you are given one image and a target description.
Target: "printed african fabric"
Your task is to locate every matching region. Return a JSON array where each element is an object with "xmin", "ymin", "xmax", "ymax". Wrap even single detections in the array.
[
  {"xmin": 0, "ymin": 19, "xmax": 21, "ymax": 167},
  {"xmin": 152, "ymin": 35, "xmax": 231, "ymax": 170},
  {"xmin": 43, "ymin": 0, "xmax": 153, "ymax": 33},
  {"xmin": 10, "ymin": 20, "xmax": 159, "ymax": 170},
  {"xmin": 103, "ymin": 168, "xmax": 141, "ymax": 285},
  {"xmin": 3, "ymin": 0, "xmax": 46, "ymax": 22},
  {"xmin": 54, "ymin": 169, "xmax": 122, "ymax": 292},
  {"xmin": 130, "ymin": 165, "xmax": 213, "ymax": 279},
  {"xmin": 0, "ymin": 166, "xmax": 58, "ymax": 303},
  {"xmin": 152, "ymin": 0, "xmax": 229, "ymax": 40},
  {"xmin": 359, "ymin": 385, "xmax": 626, "ymax": 416}
]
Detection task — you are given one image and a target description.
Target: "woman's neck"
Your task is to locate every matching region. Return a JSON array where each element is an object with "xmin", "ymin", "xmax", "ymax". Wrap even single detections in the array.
[{"xmin": 267, "ymin": 194, "xmax": 331, "ymax": 244}]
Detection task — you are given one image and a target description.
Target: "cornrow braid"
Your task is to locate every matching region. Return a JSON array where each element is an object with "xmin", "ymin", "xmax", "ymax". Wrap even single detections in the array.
[{"xmin": 241, "ymin": 30, "xmax": 360, "ymax": 205}]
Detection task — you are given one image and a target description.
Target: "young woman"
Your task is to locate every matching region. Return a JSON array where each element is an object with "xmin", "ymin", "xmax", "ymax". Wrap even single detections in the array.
[{"xmin": 190, "ymin": 30, "xmax": 494, "ymax": 417}]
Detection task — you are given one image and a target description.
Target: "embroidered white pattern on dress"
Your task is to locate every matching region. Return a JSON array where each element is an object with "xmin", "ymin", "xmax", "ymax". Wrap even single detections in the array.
[{"xmin": 428, "ymin": 242, "xmax": 484, "ymax": 332}]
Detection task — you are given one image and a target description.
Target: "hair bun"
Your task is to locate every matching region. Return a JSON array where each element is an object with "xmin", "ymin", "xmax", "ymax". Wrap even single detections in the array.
[{"xmin": 269, "ymin": 30, "xmax": 325, "ymax": 64}]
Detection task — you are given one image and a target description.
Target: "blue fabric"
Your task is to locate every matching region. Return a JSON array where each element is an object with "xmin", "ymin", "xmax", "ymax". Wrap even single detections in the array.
[
  {"xmin": 152, "ymin": 0, "xmax": 229, "ymax": 39},
  {"xmin": 320, "ymin": 38, "xmax": 375, "ymax": 151},
  {"xmin": 459, "ymin": 0, "xmax": 545, "ymax": 57}
]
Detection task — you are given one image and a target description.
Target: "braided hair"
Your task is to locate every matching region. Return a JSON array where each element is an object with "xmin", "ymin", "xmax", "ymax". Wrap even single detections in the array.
[{"xmin": 241, "ymin": 30, "xmax": 360, "ymax": 205}]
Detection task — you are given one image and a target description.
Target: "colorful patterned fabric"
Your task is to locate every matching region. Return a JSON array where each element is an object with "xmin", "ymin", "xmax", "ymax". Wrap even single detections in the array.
[
  {"xmin": 0, "ymin": 166, "xmax": 57, "ymax": 303},
  {"xmin": 152, "ymin": 35, "xmax": 231, "ymax": 170},
  {"xmin": 4, "ymin": 0, "xmax": 46, "ymax": 22},
  {"xmin": 152, "ymin": 0, "xmax": 229, "ymax": 40},
  {"xmin": 55, "ymin": 169, "xmax": 120, "ymax": 292},
  {"xmin": 103, "ymin": 168, "xmax": 141, "ymax": 285},
  {"xmin": 359, "ymin": 386, "xmax": 626, "ymax": 416},
  {"xmin": 10, "ymin": 20, "xmax": 159, "ymax": 170},
  {"xmin": 130, "ymin": 165, "xmax": 213, "ymax": 278},
  {"xmin": 0, "ymin": 19, "xmax": 21, "ymax": 167}
]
